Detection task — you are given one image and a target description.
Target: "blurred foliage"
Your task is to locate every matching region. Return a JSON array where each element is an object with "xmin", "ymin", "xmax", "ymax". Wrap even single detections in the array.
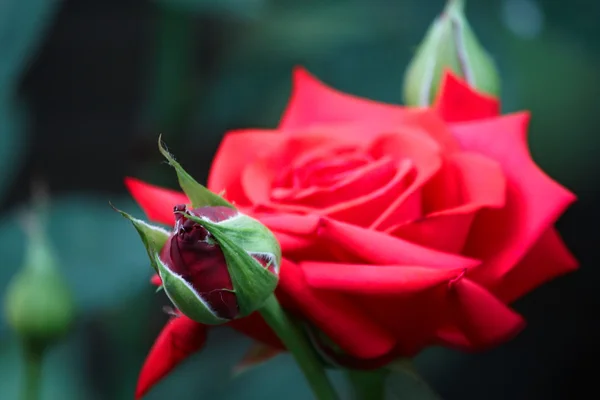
[{"xmin": 0, "ymin": 0, "xmax": 598, "ymax": 399}]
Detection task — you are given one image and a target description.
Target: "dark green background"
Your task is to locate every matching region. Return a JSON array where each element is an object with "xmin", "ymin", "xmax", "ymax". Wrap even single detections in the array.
[{"xmin": 0, "ymin": 0, "xmax": 598, "ymax": 399}]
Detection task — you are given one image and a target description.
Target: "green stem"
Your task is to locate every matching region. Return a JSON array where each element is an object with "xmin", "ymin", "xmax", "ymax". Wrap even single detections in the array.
[
  {"xmin": 346, "ymin": 369, "xmax": 388, "ymax": 400},
  {"xmin": 259, "ymin": 295, "xmax": 339, "ymax": 400},
  {"xmin": 21, "ymin": 343, "xmax": 43, "ymax": 400}
]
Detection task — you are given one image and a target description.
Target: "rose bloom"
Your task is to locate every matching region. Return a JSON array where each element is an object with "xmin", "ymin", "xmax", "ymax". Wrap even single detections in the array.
[{"xmin": 127, "ymin": 68, "xmax": 577, "ymax": 397}]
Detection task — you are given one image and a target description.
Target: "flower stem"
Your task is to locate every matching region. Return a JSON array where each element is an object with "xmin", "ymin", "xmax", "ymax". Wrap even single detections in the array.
[
  {"xmin": 259, "ymin": 295, "xmax": 339, "ymax": 400},
  {"xmin": 345, "ymin": 369, "xmax": 388, "ymax": 400},
  {"xmin": 21, "ymin": 343, "xmax": 43, "ymax": 400}
]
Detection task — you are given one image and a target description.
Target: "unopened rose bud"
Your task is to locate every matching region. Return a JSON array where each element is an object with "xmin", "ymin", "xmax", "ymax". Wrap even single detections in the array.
[
  {"xmin": 116, "ymin": 138, "xmax": 281, "ymax": 325},
  {"xmin": 4, "ymin": 215, "xmax": 75, "ymax": 351},
  {"xmin": 403, "ymin": 0, "xmax": 500, "ymax": 106},
  {"xmin": 156, "ymin": 205, "xmax": 280, "ymax": 324}
]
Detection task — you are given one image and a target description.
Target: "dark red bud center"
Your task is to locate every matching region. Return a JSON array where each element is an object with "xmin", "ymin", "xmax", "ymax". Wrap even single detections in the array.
[{"xmin": 162, "ymin": 204, "xmax": 240, "ymax": 319}]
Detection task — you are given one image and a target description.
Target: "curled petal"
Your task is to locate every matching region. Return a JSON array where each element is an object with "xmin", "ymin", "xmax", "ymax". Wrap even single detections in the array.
[
  {"xmin": 316, "ymin": 217, "xmax": 480, "ymax": 269},
  {"xmin": 434, "ymin": 69, "xmax": 500, "ymax": 123},
  {"xmin": 302, "ymin": 262, "xmax": 465, "ymax": 295},
  {"xmin": 494, "ymin": 228, "xmax": 578, "ymax": 303},
  {"xmin": 207, "ymin": 130, "xmax": 283, "ymax": 201},
  {"xmin": 391, "ymin": 152, "xmax": 506, "ymax": 253},
  {"xmin": 136, "ymin": 316, "xmax": 206, "ymax": 399},
  {"xmin": 125, "ymin": 177, "xmax": 188, "ymax": 226},
  {"xmin": 279, "ymin": 67, "xmax": 407, "ymax": 130},
  {"xmin": 437, "ymin": 278, "xmax": 525, "ymax": 350},
  {"xmin": 279, "ymin": 259, "xmax": 396, "ymax": 359},
  {"xmin": 452, "ymin": 113, "xmax": 576, "ymax": 287}
]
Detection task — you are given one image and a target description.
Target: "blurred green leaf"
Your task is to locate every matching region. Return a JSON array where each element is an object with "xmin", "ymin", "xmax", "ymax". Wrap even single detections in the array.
[{"xmin": 0, "ymin": 195, "xmax": 156, "ymax": 334}]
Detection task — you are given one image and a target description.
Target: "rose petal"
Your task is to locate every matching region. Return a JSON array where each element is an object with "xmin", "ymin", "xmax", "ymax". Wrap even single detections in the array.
[
  {"xmin": 260, "ymin": 214, "xmax": 480, "ymax": 269},
  {"xmin": 279, "ymin": 67, "xmax": 408, "ymax": 130},
  {"xmin": 390, "ymin": 213, "xmax": 475, "ymax": 254},
  {"xmin": 151, "ymin": 274, "xmax": 162, "ymax": 286},
  {"xmin": 277, "ymin": 156, "xmax": 397, "ymax": 208},
  {"xmin": 323, "ymin": 159, "xmax": 416, "ymax": 227},
  {"xmin": 399, "ymin": 109, "xmax": 461, "ymax": 152},
  {"xmin": 125, "ymin": 177, "xmax": 188, "ymax": 226},
  {"xmin": 434, "ymin": 69, "xmax": 500, "ymax": 123},
  {"xmin": 436, "ymin": 278, "xmax": 525, "ymax": 351},
  {"xmin": 452, "ymin": 113, "xmax": 577, "ymax": 287},
  {"xmin": 207, "ymin": 130, "xmax": 283, "ymax": 203},
  {"xmin": 278, "ymin": 258, "xmax": 396, "ymax": 359},
  {"xmin": 227, "ymin": 312, "xmax": 285, "ymax": 350},
  {"xmin": 136, "ymin": 316, "xmax": 206, "ymax": 399},
  {"xmin": 301, "ymin": 262, "xmax": 466, "ymax": 295},
  {"xmin": 423, "ymin": 152, "xmax": 506, "ymax": 215},
  {"xmin": 368, "ymin": 131, "xmax": 444, "ymax": 230},
  {"xmin": 241, "ymin": 134, "xmax": 338, "ymax": 206},
  {"xmin": 389, "ymin": 152, "xmax": 506, "ymax": 254},
  {"xmin": 494, "ymin": 228, "xmax": 578, "ymax": 303}
]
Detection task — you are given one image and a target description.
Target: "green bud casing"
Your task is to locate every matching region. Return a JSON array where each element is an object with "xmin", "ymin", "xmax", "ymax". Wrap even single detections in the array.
[{"xmin": 403, "ymin": 0, "xmax": 500, "ymax": 106}]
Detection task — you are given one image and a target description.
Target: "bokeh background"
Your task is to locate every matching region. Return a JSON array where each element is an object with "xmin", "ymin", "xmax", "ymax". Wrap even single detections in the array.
[{"xmin": 0, "ymin": 0, "xmax": 598, "ymax": 399}]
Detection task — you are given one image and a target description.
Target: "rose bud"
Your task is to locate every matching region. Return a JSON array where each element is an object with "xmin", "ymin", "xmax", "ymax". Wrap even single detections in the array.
[
  {"xmin": 115, "ymin": 138, "xmax": 281, "ymax": 325},
  {"xmin": 155, "ymin": 204, "xmax": 280, "ymax": 324},
  {"xmin": 4, "ymin": 212, "xmax": 75, "ymax": 352},
  {"xmin": 403, "ymin": 0, "xmax": 500, "ymax": 106}
]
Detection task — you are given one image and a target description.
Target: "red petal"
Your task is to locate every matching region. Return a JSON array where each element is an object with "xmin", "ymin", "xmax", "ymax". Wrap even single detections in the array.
[
  {"xmin": 494, "ymin": 228, "xmax": 578, "ymax": 303},
  {"xmin": 136, "ymin": 316, "xmax": 206, "ymax": 399},
  {"xmin": 315, "ymin": 217, "xmax": 480, "ymax": 269},
  {"xmin": 125, "ymin": 177, "xmax": 188, "ymax": 226},
  {"xmin": 207, "ymin": 130, "xmax": 283, "ymax": 203},
  {"xmin": 150, "ymin": 274, "xmax": 162, "ymax": 286},
  {"xmin": 452, "ymin": 113, "xmax": 576, "ymax": 288},
  {"xmin": 434, "ymin": 69, "xmax": 500, "ymax": 123},
  {"xmin": 390, "ymin": 152, "xmax": 506, "ymax": 254},
  {"xmin": 436, "ymin": 278, "xmax": 525, "ymax": 350},
  {"xmin": 301, "ymin": 262, "xmax": 465, "ymax": 295},
  {"xmin": 278, "ymin": 259, "xmax": 396, "ymax": 359},
  {"xmin": 367, "ymin": 131, "xmax": 443, "ymax": 230},
  {"xmin": 279, "ymin": 67, "xmax": 408, "ymax": 130},
  {"xmin": 241, "ymin": 134, "xmax": 337, "ymax": 206},
  {"xmin": 228, "ymin": 312, "xmax": 285, "ymax": 349},
  {"xmin": 322, "ymin": 158, "xmax": 415, "ymax": 227}
]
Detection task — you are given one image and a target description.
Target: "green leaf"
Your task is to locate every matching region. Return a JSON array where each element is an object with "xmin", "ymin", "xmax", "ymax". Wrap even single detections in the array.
[
  {"xmin": 185, "ymin": 214, "xmax": 279, "ymax": 317},
  {"xmin": 154, "ymin": 253, "xmax": 228, "ymax": 325},
  {"xmin": 111, "ymin": 204, "xmax": 170, "ymax": 273},
  {"xmin": 157, "ymin": 136, "xmax": 235, "ymax": 209}
]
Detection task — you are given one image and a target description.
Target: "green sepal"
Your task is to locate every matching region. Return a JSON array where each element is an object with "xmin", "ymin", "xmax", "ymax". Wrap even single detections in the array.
[
  {"xmin": 157, "ymin": 136, "xmax": 235, "ymax": 209},
  {"xmin": 154, "ymin": 253, "xmax": 228, "ymax": 325},
  {"xmin": 111, "ymin": 203, "xmax": 169, "ymax": 273},
  {"xmin": 183, "ymin": 212, "xmax": 280, "ymax": 317},
  {"xmin": 402, "ymin": 0, "xmax": 499, "ymax": 106}
]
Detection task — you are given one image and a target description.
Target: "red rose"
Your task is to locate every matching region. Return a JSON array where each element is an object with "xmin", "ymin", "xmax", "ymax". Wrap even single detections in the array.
[{"xmin": 127, "ymin": 68, "xmax": 577, "ymax": 397}]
